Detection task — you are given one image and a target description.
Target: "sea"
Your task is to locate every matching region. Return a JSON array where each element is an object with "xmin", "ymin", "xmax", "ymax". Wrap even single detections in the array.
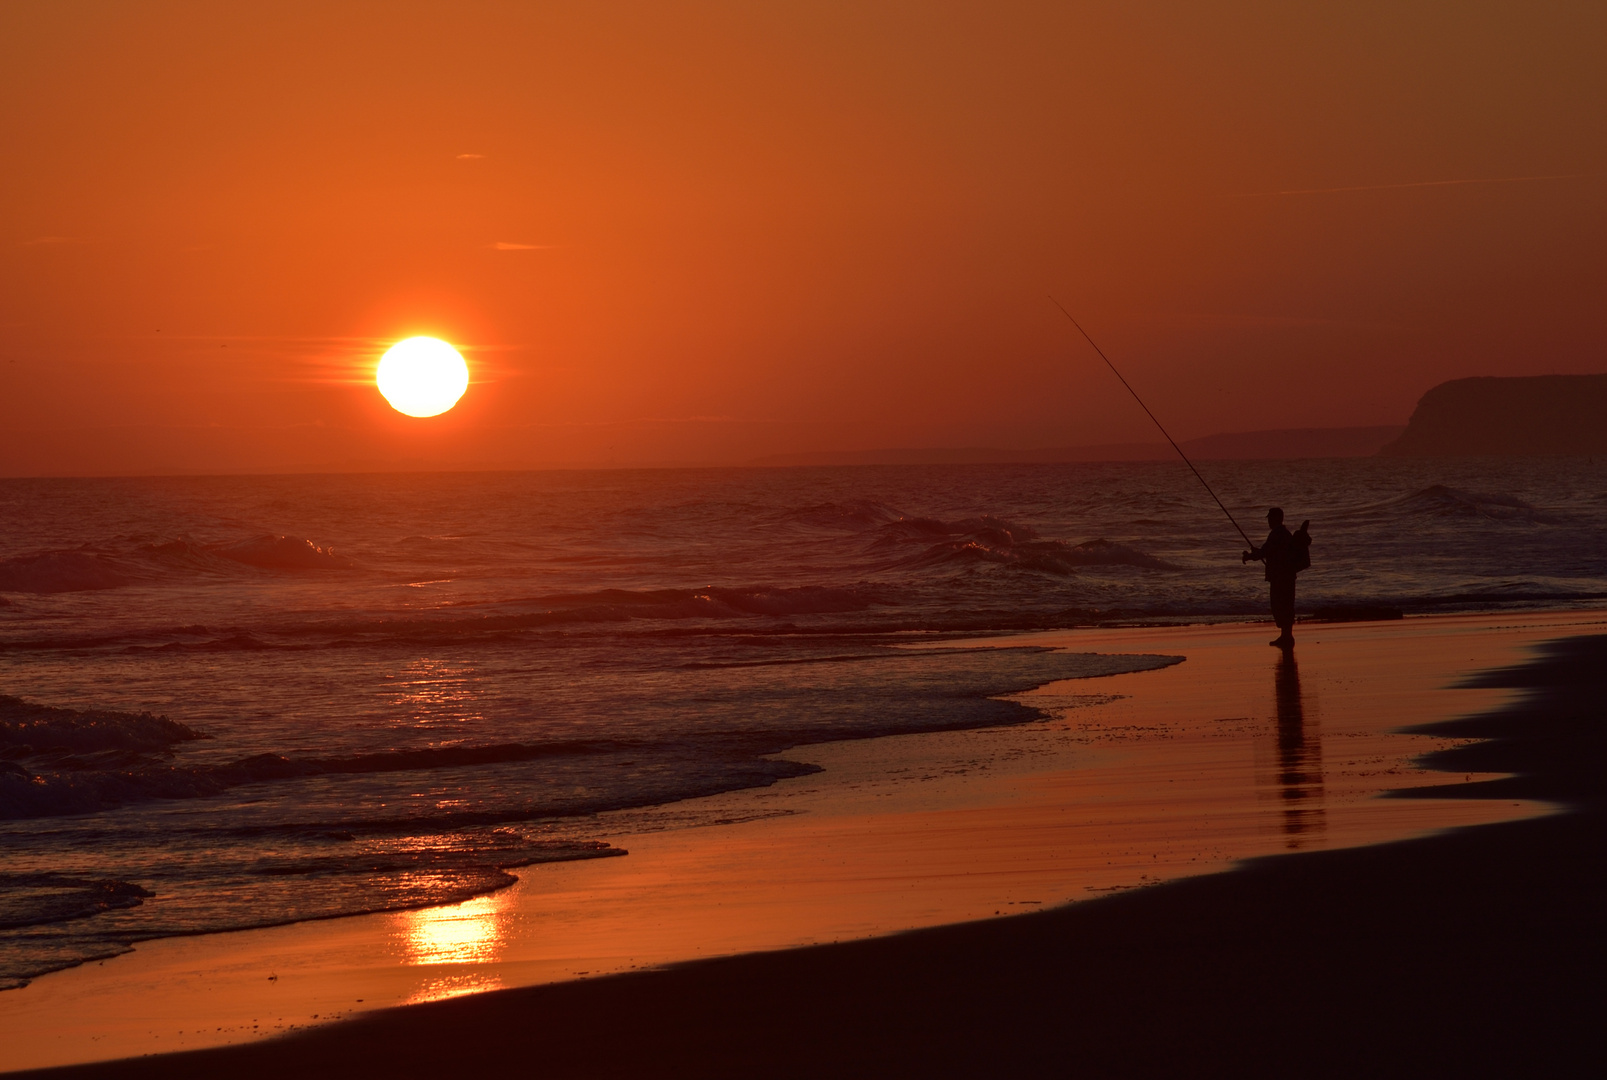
[{"xmin": 3, "ymin": 456, "xmax": 1605, "ymax": 989}]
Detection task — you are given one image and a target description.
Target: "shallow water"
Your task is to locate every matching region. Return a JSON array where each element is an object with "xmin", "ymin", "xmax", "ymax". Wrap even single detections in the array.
[{"xmin": 2, "ymin": 458, "xmax": 1604, "ymax": 987}]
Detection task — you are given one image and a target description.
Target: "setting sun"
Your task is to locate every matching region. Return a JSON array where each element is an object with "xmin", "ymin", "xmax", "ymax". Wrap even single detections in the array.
[{"xmin": 376, "ymin": 337, "xmax": 469, "ymax": 417}]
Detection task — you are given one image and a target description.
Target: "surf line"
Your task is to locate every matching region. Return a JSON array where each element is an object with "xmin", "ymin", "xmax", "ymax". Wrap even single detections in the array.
[{"xmin": 1048, "ymin": 296, "xmax": 1253, "ymax": 549}]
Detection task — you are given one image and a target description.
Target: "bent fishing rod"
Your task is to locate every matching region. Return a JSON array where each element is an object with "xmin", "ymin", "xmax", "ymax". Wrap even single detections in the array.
[{"xmin": 1048, "ymin": 296, "xmax": 1254, "ymax": 550}]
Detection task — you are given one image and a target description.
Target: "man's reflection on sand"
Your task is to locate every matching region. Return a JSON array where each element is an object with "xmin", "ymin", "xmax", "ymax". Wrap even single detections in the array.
[{"xmin": 1271, "ymin": 651, "xmax": 1326, "ymax": 847}]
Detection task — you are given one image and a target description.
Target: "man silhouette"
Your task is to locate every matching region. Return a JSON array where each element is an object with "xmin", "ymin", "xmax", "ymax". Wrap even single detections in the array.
[{"xmin": 1243, "ymin": 507, "xmax": 1309, "ymax": 648}]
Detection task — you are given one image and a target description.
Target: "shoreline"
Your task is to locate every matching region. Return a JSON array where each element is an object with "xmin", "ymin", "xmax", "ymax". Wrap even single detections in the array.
[{"xmin": 4, "ymin": 610, "xmax": 1603, "ymax": 1075}]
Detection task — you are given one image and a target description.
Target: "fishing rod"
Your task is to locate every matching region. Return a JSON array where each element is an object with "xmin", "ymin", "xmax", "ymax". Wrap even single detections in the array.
[{"xmin": 1048, "ymin": 296, "xmax": 1254, "ymax": 550}]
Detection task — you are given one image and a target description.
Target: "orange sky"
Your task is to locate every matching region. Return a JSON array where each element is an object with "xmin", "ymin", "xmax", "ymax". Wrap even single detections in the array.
[{"xmin": 3, "ymin": 1, "xmax": 1604, "ymax": 474}]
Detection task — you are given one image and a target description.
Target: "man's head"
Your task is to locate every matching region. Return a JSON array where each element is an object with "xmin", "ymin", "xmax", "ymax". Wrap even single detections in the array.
[{"xmin": 1267, "ymin": 507, "xmax": 1284, "ymax": 525}]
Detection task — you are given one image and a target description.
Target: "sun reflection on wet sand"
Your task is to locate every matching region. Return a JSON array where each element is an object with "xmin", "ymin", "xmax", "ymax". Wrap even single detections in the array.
[{"xmin": 394, "ymin": 891, "xmax": 507, "ymax": 1003}]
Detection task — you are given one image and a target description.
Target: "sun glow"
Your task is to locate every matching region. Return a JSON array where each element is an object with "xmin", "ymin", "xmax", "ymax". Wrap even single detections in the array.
[{"xmin": 376, "ymin": 337, "xmax": 469, "ymax": 417}]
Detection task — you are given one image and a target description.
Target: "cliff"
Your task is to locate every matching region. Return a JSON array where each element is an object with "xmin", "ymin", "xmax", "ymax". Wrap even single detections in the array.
[{"xmin": 1381, "ymin": 374, "xmax": 1607, "ymax": 457}]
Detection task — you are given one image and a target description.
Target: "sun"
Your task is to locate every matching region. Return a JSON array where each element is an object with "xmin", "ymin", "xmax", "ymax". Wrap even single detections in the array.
[{"xmin": 376, "ymin": 337, "xmax": 470, "ymax": 417}]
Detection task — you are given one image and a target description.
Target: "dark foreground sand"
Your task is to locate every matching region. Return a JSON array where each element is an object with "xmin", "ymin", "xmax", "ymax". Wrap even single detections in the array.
[{"xmin": 18, "ymin": 632, "xmax": 1602, "ymax": 1078}]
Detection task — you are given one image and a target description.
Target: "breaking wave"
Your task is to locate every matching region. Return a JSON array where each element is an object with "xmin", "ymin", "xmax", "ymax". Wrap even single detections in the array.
[
  {"xmin": 215, "ymin": 535, "xmax": 353, "ymax": 570},
  {"xmin": 0, "ymin": 695, "xmax": 207, "ymax": 755},
  {"xmin": 781, "ymin": 501, "xmax": 1173, "ymax": 573},
  {"xmin": 893, "ymin": 531, "xmax": 1176, "ymax": 577}
]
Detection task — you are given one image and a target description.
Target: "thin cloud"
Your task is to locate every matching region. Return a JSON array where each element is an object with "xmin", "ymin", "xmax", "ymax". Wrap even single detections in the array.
[
  {"xmin": 21, "ymin": 236, "xmax": 89, "ymax": 246},
  {"xmin": 1229, "ymin": 173, "xmax": 1586, "ymax": 198},
  {"xmin": 489, "ymin": 241, "xmax": 556, "ymax": 251},
  {"xmin": 456, "ymin": 153, "xmax": 485, "ymax": 160}
]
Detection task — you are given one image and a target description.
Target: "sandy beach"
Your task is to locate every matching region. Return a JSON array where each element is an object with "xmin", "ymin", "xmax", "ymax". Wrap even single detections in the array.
[
  {"xmin": 8, "ymin": 3, "xmax": 1604, "ymax": 1075},
  {"xmin": 4, "ymin": 610, "xmax": 1601, "ymax": 1076}
]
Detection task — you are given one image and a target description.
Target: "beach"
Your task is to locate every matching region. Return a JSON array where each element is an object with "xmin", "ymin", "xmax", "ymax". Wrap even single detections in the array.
[
  {"xmin": 5, "ymin": 609, "xmax": 1600, "ymax": 1076},
  {"xmin": 8, "ymin": 2, "xmax": 1607, "ymax": 1075}
]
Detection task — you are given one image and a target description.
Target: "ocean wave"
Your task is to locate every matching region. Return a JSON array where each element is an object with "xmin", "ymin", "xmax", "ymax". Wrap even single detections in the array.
[
  {"xmin": 0, "ymin": 695, "xmax": 207, "ymax": 755},
  {"xmin": 137, "ymin": 537, "xmax": 230, "ymax": 573},
  {"xmin": 452, "ymin": 584, "xmax": 891, "ymax": 625},
  {"xmin": 0, "ymin": 647, "xmax": 1183, "ymax": 821},
  {"xmin": 0, "ymin": 728, "xmax": 635, "ymax": 821},
  {"xmin": 216, "ymin": 534, "xmax": 353, "ymax": 570},
  {"xmin": 0, "ymin": 534, "xmax": 355, "ymax": 595},
  {"xmin": 0, "ymin": 551, "xmax": 127, "ymax": 594},
  {"xmin": 0, "ymin": 873, "xmax": 153, "ymax": 931},
  {"xmin": 0, "ymin": 719, "xmax": 809, "ymax": 821},
  {"xmin": 1063, "ymin": 539, "xmax": 1178, "ymax": 569},
  {"xmin": 219, "ymin": 738, "xmax": 635, "ymax": 783},
  {"xmin": 0, "ymin": 761, "xmax": 226, "ymax": 819},
  {"xmin": 1361, "ymin": 485, "xmax": 1561, "ymax": 524},
  {"xmin": 127, "ymin": 632, "xmax": 280, "ymax": 653},
  {"xmin": 896, "ymin": 536, "xmax": 1176, "ymax": 576}
]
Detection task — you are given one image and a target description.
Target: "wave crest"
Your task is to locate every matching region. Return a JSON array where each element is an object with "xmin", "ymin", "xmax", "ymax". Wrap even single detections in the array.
[{"xmin": 217, "ymin": 535, "xmax": 352, "ymax": 570}]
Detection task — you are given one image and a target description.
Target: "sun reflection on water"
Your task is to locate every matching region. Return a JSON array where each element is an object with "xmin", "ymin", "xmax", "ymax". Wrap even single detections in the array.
[{"xmin": 383, "ymin": 656, "xmax": 484, "ymax": 726}]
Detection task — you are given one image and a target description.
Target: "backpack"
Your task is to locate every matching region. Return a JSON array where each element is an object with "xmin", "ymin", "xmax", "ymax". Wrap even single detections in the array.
[{"xmin": 1291, "ymin": 521, "xmax": 1312, "ymax": 573}]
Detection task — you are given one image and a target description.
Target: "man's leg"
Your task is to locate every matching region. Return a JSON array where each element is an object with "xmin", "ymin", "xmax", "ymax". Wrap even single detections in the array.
[{"xmin": 1270, "ymin": 577, "xmax": 1295, "ymax": 646}]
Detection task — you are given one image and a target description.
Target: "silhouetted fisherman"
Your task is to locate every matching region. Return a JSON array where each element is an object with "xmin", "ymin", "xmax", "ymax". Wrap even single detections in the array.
[{"xmin": 1243, "ymin": 507, "xmax": 1311, "ymax": 648}]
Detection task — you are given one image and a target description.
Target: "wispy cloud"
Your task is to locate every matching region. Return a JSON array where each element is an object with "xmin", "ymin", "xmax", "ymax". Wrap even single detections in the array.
[
  {"xmin": 20, "ymin": 236, "xmax": 89, "ymax": 246},
  {"xmin": 1230, "ymin": 173, "xmax": 1586, "ymax": 198},
  {"xmin": 489, "ymin": 241, "xmax": 556, "ymax": 251},
  {"xmin": 456, "ymin": 153, "xmax": 485, "ymax": 160}
]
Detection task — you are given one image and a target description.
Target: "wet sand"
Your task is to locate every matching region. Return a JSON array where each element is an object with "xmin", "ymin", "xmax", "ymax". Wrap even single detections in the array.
[{"xmin": 4, "ymin": 611, "xmax": 1603, "ymax": 1076}]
